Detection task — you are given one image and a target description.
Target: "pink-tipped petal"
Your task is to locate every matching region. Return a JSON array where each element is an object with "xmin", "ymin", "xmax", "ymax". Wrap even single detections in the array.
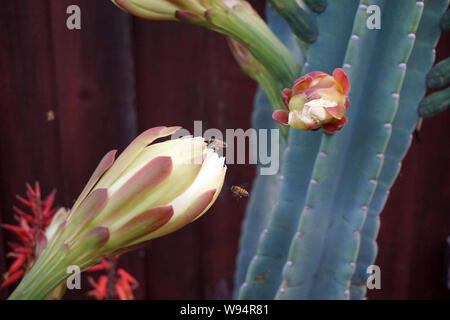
[
  {"xmin": 272, "ymin": 110, "xmax": 289, "ymax": 125},
  {"xmin": 323, "ymin": 116, "xmax": 348, "ymax": 134},
  {"xmin": 69, "ymin": 226, "xmax": 110, "ymax": 264},
  {"xmin": 97, "ymin": 126, "xmax": 180, "ymax": 188},
  {"xmin": 153, "ymin": 189, "xmax": 216, "ymax": 239},
  {"xmin": 325, "ymin": 104, "xmax": 346, "ymax": 120},
  {"xmin": 67, "ymin": 188, "xmax": 109, "ymax": 240},
  {"xmin": 282, "ymin": 88, "xmax": 292, "ymax": 109},
  {"xmin": 333, "ymin": 68, "xmax": 350, "ymax": 94},
  {"xmin": 306, "ymin": 71, "xmax": 327, "ymax": 79},
  {"xmin": 72, "ymin": 150, "xmax": 116, "ymax": 212},
  {"xmin": 175, "ymin": 10, "xmax": 203, "ymax": 22},
  {"xmin": 109, "ymin": 206, "xmax": 173, "ymax": 249},
  {"xmin": 292, "ymin": 75, "xmax": 312, "ymax": 94},
  {"xmin": 113, "ymin": 0, "xmax": 168, "ymax": 20},
  {"xmin": 345, "ymin": 96, "xmax": 350, "ymax": 109},
  {"xmin": 104, "ymin": 157, "xmax": 173, "ymax": 221},
  {"xmin": 177, "ymin": 189, "xmax": 216, "ymax": 226}
]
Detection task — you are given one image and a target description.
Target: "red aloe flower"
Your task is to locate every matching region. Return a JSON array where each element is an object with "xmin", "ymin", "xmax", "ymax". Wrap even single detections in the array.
[
  {"xmin": 1, "ymin": 183, "xmax": 57, "ymax": 289},
  {"xmin": 87, "ymin": 255, "xmax": 139, "ymax": 300},
  {"xmin": 273, "ymin": 68, "xmax": 351, "ymax": 133}
]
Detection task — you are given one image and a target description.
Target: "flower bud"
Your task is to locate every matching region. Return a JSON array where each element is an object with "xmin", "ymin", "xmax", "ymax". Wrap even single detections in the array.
[
  {"xmin": 64, "ymin": 126, "xmax": 227, "ymax": 257},
  {"xmin": 272, "ymin": 68, "xmax": 351, "ymax": 133}
]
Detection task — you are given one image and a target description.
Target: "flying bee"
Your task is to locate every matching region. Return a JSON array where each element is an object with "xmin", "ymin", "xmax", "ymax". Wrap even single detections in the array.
[
  {"xmin": 46, "ymin": 110, "xmax": 55, "ymax": 121},
  {"xmin": 207, "ymin": 137, "xmax": 227, "ymax": 151},
  {"xmin": 231, "ymin": 185, "xmax": 249, "ymax": 199}
]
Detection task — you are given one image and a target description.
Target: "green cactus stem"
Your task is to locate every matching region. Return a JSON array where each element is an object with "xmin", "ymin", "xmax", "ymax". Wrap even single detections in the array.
[
  {"xmin": 267, "ymin": 0, "xmax": 318, "ymax": 43},
  {"xmin": 419, "ymin": 87, "xmax": 450, "ymax": 117},
  {"xmin": 304, "ymin": 0, "xmax": 328, "ymax": 14},
  {"xmin": 440, "ymin": 9, "xmax": 450, "ymax": 31},
  {"xmin": 426, "ymin": 57, "xmax": 450, "ymax": 89}
]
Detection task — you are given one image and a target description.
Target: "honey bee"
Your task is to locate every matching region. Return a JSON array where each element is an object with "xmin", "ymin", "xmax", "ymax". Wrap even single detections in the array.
[
  {"xmin": 231, "ymin": 185, "xmax": 249, "ymax": 199},
  {"xmin": 46, "ymin": 110, "xmax": 55, "ymax": 121},
  {"xmin": 207, "ymin": 138, "xmax": 227, "ymax": 151}
]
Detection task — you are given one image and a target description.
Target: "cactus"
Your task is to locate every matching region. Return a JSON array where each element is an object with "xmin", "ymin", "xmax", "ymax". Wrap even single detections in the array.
[
  {"xmin": 441, "ymin": 9, "xmax": 450, "ymax": 31},
  {"xmin": 267, "ymin": 0, "xmax": 318, "ymax": 43},
  {"xmin": 235, "ymin": 0, "xmax": 449, "ymax": 300},
  {"xmin": 419, "ymin": 87, "xmax": 450, "ymax": 117},
  {"xmin": 426, "ymin": 57, "xmax": 450, "ymax": 89}
]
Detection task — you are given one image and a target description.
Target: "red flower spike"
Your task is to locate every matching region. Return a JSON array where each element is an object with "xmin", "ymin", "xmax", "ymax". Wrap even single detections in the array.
[
  {"xmin": 87, "ymin": 259, "xmax": 110, "ymax": 272},
  {"xmin": 7, "ymin": 254, "xmax": 27, "ymax": 275},
  {"xmin": 87, "ymin": 275, "xmax": 109, "ymax": 300},
  {"xmin": 1, "ymin": 183, "xmax": 58, "ymax": 289},
  {"xmin": 117, "ymin": 268, "xmax": 138, "ymax": 285},
  {"xmin": 87, "ymin": 256, "xmax": 139, "ymax": 300},
  {"xmin": 16, "ymin": 195, "xmax": 32, "ymax": 207},
  {"xmin": 1, "ymin": 269, "xmax": 24, "ymax": 288}
]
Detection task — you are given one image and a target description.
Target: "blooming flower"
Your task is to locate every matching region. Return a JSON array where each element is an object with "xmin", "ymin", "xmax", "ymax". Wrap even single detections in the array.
[{"xmin": 272, "ymin": 68, "xmax": 351, "ymax": 133}]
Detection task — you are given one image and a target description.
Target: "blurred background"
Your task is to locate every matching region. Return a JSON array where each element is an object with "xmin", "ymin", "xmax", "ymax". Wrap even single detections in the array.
[{"xmin": 0, "ymin": 0, "xmax": 449, "ymax": 299}]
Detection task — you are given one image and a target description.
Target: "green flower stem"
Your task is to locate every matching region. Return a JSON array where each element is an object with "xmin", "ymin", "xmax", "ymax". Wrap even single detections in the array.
[
  {"xmin": 228, "ymin": 37, "xmax": 289, "ymax": 137},
  {"xmin": 254, "ymin": 70, "xmax": 289, "ymax": 137},
  {"xmin": 208, "ymin": 7, "xmax": 300, "ymax": 87},
  {"xmin": 9, "ymin": 249, "xmax": 68, "ymax": 300}
]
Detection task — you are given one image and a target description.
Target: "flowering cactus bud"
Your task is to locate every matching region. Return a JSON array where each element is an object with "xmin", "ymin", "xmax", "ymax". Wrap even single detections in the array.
[
  {"xmin": 272, "ymin": 68, "xmax": 351, "ymax": 134},
  {"xmin": 66, "ymin": 126, "xmax": 226, "ymax": 254},
  {"xmin": 9, "ymin": 127, "xmax": 226, "ymax": 300},
  {"xmin": 111, "ymin": 0, "xmax": 300, "ymax": 87}
]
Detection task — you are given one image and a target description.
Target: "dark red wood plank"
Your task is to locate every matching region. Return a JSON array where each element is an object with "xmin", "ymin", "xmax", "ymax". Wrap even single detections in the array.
[{"xmin": 0, "ymin": 0, "xmax": 65, "ymax": 298}]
